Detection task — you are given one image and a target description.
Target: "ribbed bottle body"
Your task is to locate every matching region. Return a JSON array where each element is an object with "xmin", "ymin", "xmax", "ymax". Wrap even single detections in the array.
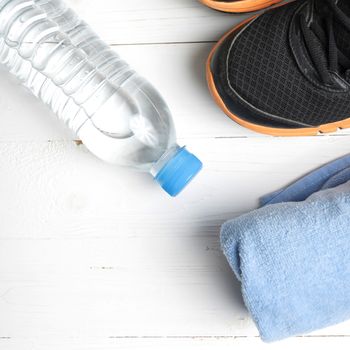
[{"xmin": 0, "ymin": 0, "xmax": 176, "ymax": 170}]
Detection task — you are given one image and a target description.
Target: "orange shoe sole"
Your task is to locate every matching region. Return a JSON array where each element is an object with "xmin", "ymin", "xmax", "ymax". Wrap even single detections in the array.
[
  {"xmin": 199, "ymin": 0, "xmax": 283, "ymax": 13},
  {"xmin": 206, "ymin": 13, "xmax": 350, "ymax": 136}
]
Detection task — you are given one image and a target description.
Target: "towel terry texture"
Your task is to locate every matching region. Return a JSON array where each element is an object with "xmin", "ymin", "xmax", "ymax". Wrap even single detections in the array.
[{"xmin": 221, "ymin": 155, "xmax": 350, "ymax": 342}]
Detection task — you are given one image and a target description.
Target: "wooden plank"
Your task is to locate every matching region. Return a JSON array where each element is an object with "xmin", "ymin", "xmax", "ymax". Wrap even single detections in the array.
[
  {"xmin": 1, "ymin": 43, "xmax": 350, "ymax": 142},
  {"xmin": 0, "ymin": 137, "xmax": 349, "ymax": 338},
  {"xmin": 1, "ymin": 137, "xmax": 349, "ymax": 237},
  {"xmin": 65, "ymin": 0, "xmax": 246, "ymax": 45},
  {"xmin": 1, "ymin": 334, "xmax": 350, "ymax": 350},
  {"xmin": 0, "ymin": 42, "xmax": 255, "ymax": 142}
]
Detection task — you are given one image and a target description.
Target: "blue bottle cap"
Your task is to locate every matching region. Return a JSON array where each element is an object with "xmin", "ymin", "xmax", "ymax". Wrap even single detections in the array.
[{"xmin": 155, "ymin": 147, "xmax": 203, "ymax": 197}]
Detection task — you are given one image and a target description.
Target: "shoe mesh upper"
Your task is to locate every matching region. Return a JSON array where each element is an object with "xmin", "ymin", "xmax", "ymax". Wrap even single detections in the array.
[{"xmin": 218, "ymin": 1, "xmax": 350, "ymax": 127}]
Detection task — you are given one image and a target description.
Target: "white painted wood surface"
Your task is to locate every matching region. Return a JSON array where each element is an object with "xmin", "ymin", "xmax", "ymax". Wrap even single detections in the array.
[{"xmin": 1, "ymin": 1, "xmax": 349, "ymax": 349}]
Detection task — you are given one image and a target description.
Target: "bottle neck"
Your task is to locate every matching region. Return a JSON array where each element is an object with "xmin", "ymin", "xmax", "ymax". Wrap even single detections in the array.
[{"xmin": 150, "ymin": 145, "xmax": 181, "ymax": 177}]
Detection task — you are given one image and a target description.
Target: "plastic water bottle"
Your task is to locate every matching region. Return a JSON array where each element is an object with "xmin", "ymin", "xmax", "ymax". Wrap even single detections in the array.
[{"xmin": 0, "ymin": 0, "xmax": 202, "ymax": 196}]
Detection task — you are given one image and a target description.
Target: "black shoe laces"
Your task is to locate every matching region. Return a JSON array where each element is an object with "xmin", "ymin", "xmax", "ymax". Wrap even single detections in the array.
[{"xmin": 299, "ymin": 0, "xmax": 350, "ymax": 85}]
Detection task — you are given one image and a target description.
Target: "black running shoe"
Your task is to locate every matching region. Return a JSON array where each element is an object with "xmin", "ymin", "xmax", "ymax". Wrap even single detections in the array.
[{"xmin": 207, "ymin": 0, "xmax": 350, "ymax": 136}]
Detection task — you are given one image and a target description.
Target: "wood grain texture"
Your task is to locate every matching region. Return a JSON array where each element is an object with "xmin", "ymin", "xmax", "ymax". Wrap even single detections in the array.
[
  {"xmin": 2, "ymin": 337, "xmax": 350, "ymax": 350},
  {"xmin": 1, "ymin": 43, "xmax": 349, "ymax": 141},
  {"xmin": 65, "ymin": 0, "xmax": 246, "ymax": 45},
  {"xmin": 1, "ymin": 137, "xmax": 350, "ymax": 238},
  {"xmin": 1, "ymin": 0, "xmax": 350, "ymax": 349},
  {"xmin": 0, "ymin": 42, "xmax": 274, "ymax": 141},
  {"xmin": 1, "ymin": 138, "xmax": 350, "ymax": 345}
]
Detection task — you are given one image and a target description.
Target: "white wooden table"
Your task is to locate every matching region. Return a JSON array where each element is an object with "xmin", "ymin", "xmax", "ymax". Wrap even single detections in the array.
[{"xmin": 1, "ymin": 1, "xmax": 350, "ymax": 349}]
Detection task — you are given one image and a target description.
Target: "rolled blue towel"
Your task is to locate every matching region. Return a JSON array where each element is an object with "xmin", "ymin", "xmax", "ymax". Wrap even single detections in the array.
[{"xmin": 221, "ymin": 156, "xmax": 350, "ymax": 342}]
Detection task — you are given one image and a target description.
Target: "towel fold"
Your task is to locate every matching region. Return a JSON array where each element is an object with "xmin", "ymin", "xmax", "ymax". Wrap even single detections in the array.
[
  {"xmin": 221, "ymin": 155, "xmax": 350, "ymax": 342},
  {"xmin": 261, "ymin": 154, "xmax": 350, "ymax": 205}
]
